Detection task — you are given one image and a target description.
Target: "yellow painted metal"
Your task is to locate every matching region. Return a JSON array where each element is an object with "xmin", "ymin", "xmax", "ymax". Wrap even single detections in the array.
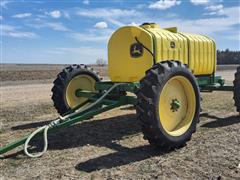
[
  {"xmin": 147, "ymin": 24, "xmax": 189, "ymax": 66},
  {"xmin": 180, "ymin": 32, "xmax": 216, "ymax": 75},
  {"xmin": 66, "ymin": 75, "xmax": 96, "ymax": 108},
  {"xmin": 108, "ymin": 26, "xmax": 153, "ymax": 82},
  {"xmin": 108, "ymin": 23, "xmax": 216, "ymax": 82},
  {"xmin": 159, "ymin": 76, "xmax": 196, "ymax": 136}
]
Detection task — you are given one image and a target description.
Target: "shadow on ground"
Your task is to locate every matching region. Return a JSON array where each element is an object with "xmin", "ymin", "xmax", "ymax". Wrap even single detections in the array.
[
  {"xmin": 75, "ymin": 145, "xmax": 163, "ymax": 172},
  {"xmin": 9, "ymin": 113, "xmax": 167, "ymax": 171},
  {"xmin": 11, "ymin": 120, "xmax": 52, "ymax": 130},
  {"xmin": 200, "ymin": 113, "xmax": 240, "ymax": 128},
  {"xmin": 9, "ymin": 112, "xmax": 239, "ymax": 171},
  {"xmin": 11, "ymin": 114, "xmax": 140, "ymax": 151}
]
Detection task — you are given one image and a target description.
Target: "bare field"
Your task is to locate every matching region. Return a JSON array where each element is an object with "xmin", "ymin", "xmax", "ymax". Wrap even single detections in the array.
[
  {"xmin": 0, "ymin": 64, "xmax": 239, "ymax": 179},
  {"xmin": 0, "ymin": 64, "xmax": 108, "ymax": 83}
]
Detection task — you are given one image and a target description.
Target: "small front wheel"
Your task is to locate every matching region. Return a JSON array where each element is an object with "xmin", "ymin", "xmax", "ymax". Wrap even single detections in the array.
[{"xmin": 51, "ymin": 64, "xmax": 100, "ymax": 115}]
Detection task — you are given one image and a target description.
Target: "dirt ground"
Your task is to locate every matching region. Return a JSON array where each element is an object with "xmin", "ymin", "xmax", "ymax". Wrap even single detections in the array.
[{"xmin": 0, "ymin": 64, "xmax": 239, "ymax": 179}]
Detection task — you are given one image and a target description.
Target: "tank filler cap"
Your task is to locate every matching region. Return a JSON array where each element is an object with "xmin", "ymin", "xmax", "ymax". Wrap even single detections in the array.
[
  {"xmin": 141, "ymin": 22, "xmax": 153, "ymax": 26},
  {"xmin": 141, "ymin": 22, "xmax": 160, "ymax": 28}
]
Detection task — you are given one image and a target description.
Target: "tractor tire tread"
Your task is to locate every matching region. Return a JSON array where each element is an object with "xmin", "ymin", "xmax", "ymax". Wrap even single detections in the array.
[
  {"xmin": 51, "ymin": 64, "xmax": 100, "ymax": 115},
  {"xmin": 136, "ymin": 60, "xmax": 200, "ymax": 150},
  {"xmin": 233, "ymin": 66, "xmax": 240, "ymax": 112}
]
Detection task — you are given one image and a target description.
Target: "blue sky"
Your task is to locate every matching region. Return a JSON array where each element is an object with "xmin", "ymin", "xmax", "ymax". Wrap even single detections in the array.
[{"xmin": 1, "ymin": 0, "xmax": 240, "ymax": 64}]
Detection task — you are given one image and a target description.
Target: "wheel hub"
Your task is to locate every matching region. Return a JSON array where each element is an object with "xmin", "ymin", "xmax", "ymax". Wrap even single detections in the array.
[
  {"xmin": 66, "ymin": 75, "xmax": 96, "ymax": 108},
  {"xmin": 170, "ymin": 99, "xmax": 181, "ymax": 112},
  {"xmin": 159, "ymin": 76, "xmax": 196, "ymax": 136}
]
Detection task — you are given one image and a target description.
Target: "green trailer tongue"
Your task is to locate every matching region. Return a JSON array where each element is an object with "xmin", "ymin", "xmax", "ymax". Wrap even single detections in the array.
[{"xmin": 0, "ymin": 82, "xmax": 138, "ymax": 157}]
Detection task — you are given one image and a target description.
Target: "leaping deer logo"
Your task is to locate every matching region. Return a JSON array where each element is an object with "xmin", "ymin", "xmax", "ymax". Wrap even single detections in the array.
[
  {"xmin": 133, "ymin": 45, "xmax": 142, "ymax": 55},
  {"xmin": 130, "ymin": 43, "xmax": 143, "ymax": 58}
]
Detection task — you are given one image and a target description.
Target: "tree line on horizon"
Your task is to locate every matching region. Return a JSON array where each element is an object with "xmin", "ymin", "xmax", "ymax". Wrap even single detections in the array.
[{"xmin": 217, "ymin": 49, "xmax": 240, "ymax": 64}]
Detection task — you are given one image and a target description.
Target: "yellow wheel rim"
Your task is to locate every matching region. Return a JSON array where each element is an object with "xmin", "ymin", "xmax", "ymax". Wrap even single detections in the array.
[
  {"xmin": 159, "ymin": 76, "xmax": 196, "ymax": 136},
  {"xmin": 66, "ymin": 75, "xmax": 96, "ymax": 108}
]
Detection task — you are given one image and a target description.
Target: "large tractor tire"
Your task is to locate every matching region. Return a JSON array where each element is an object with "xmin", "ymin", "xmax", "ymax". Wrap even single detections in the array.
[
  {"xmin": 51, "ymin": 64, "xmax": 100, "ymax": 115},
  {"xmin": 233, "ymin": 66, "xmax": 240, "ymax": 113},
  {"xmin": 136, "ymin": 61, "xmax": 200, "ymax": 150}
]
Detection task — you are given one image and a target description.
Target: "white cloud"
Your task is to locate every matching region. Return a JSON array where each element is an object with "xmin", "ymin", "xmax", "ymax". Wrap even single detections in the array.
[
  {"xmin": 205, "ymin": 4, "xmax": 223, "ymax": 11},
  {"xmin": 77, "ymin": 8, "xmax": 138, "ymax": 19},
  {"xmin": 76, "ymin": 8, "xmax": 139, "ymax": 27},
  {"xmin": 46, "ymin": 23, "xmax": 70, "ymax": 31},
  {"xmin": 203, "ymin": 9, "xmax": 224, "ymax": 16},
  {"xmin": 107, "ymin": 19, "xmax": 125, "ymax": 26},
  {"xmin": 190, "ymin": 0, "xmax": 209, "ymax": 5},
  {"xmin": 1, "ymin": 25, "xmax": 15, "ymax": 31},
  {"xmin": 1, "ymin": 24, "xmax": 37, "ymax": 38},
  {"xmin": 82, "ymin": 0, "xmax": 90, "ymax": 5},
  {"xmin": 71, "ymin": 29, "xmax": 113, "ymax": 42},
  {"xmin": 219, "ymin": 29, "xmax": 240, "ymax": 41},
  {"xmin": 12, "ymin": 13, "xmax": 32, "ymax": 18},
  {"xmin": 28, "ymin": 20, "xmax": 70, "ymax": 32},
  {"xmin": 149, "ymin": 0, "xmax": 181, "ymax": 10},
  {"xmin": 47, "ymin": 10, "xmax": 61, "ymax": 18},
  {"xmin": 204, "ymin": 4, "xmax": 224, "ymax": 16},
  {"xmin": 49, "ymin": 47, "xmax": 103, "ymax": 55},
  {"xmin": 71, "ymin": 33, "xmax": 109, "ymax": 42},
  {"xmin": 166, "ymin": 12, "xmax": 178, "ymax": 18},
  {"xmin": 125, "ymin": 5, "xmax": 239, "ymax": 46},
  {"xmin": 37, "ymin": 14, "xmax": 47, "ymax": 19},
  {"xmin": 154, "ymin": 6, "xmax": 240, "ymax": 35},
  {"xmin": 94, "ymin": 22, "xmax": 108, "ymax": 29},
  {"xmin": 7, "ymin": 32, "xmax": 36, "ymax": 38}
]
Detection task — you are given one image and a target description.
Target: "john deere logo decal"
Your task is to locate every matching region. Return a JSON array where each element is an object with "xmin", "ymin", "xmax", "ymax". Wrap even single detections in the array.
[
  {"xmin": 170, "ymin": 41, "xmax": 176, "ymax": 48},
  {"xmin": 130, "ymin": 43, "xmax": 143, "ymax": 58}
]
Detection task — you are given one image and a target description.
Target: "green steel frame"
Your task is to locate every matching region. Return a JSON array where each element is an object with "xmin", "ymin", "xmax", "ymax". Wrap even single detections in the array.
[
  {"xmin": 0, "ymin": 83, "xmax": 137, "ymax": 155},
  {"xmin": 197, "ymin": 75, "xmax": 233, "ymax": 91},
  {"xmin": 0, "ymin": 74, "xmax": 233, "ymax": 156}
]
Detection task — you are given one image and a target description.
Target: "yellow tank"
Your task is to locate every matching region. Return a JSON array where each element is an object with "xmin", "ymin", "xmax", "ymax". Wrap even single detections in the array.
[{"xmin": 108, "ymin": 23, "xmax": 216, "ymax": 82}]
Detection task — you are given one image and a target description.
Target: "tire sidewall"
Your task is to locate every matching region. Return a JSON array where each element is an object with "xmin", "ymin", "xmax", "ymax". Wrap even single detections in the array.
[
  {"xmin": 63, "ymin": 69, "xmax": 100, "ymax": 110},
  {"xmin": 154, "ymin": 66, "xmax": 200, "ymax": 144},
  {"xmin": 234, "ymin": 66, "xmax": 240, "ymax": 112}
]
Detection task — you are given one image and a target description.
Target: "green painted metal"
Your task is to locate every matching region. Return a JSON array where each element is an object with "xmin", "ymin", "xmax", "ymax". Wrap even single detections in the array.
[
  {"xmin": 170, "ymin": 99, "xmax": 181, "ymax": 112},
  {"xmin": 95, "ymin": 76, "xmax": 233, "ymax": 94},
  {"xmin": 95, "ymin": 81, "xmax": 140, "ymax": 93},
  {"xmin": 75, "ymin": 89, "xmax": 97, "ymax": 98},
  {"xmin": 200, "ymin": 85, "xmax": 234, "ymax": 91},
  {"xmin": 196, "ymin": 75, "xmax": 222, "ymax": 86},
  {"xmin": 0, "ymin": 101, "xmax": 119, "ymax": 154},
  {"xmin": 196, "ymin": 75, "xmax": 234, "ymax": 91},
  {"xmin": 0, "ymin": 83, "xmax": 136, "ymax": 156}
]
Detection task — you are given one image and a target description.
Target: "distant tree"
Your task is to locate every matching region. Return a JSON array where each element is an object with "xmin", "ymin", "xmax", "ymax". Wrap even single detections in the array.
[
  {"xmin": 217, "ymin": 49, "xmax": 240, "ymax": 64},
  {"xmin": 96, "ymin": 58, "xmax": 107, "ymax": 66}
]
